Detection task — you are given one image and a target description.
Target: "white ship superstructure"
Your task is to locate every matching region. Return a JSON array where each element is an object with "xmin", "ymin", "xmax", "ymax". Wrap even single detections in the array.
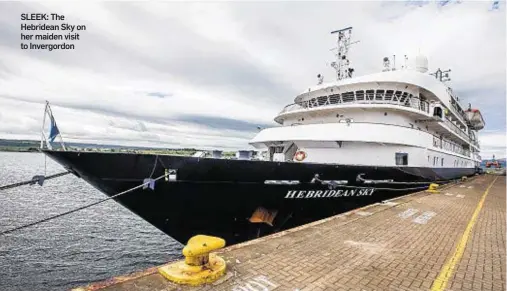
[{"xmin": 250, "ymin": 27, "xmax": 484, "ymax": 171}]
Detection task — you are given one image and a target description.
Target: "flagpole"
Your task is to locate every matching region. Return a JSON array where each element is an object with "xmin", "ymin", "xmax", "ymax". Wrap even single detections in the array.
[{"xmin": 40, "ymin": 101, "xmax": 50, "ymax": 150}]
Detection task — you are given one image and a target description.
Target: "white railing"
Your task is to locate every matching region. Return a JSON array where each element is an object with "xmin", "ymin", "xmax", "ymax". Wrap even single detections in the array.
[
  {"xmin": 443, "ymin": 117, "xmax": 479, "ymax": 148},
  {"xmin": 446, "ymin": 88, "xmax": 468, "ymax": 125},
  {"xmin": 279, "ymin": 90, "xmax": 430, "ymax": 115},
  {"xmin": 433, "ymin": 136, "xmax": 471, "ymax": 157}
]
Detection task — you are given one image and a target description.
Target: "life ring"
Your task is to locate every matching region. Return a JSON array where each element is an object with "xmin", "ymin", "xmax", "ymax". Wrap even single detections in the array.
[{"xmin": 294, "ymin": 150, "xmax": 307, "ymax": 161}]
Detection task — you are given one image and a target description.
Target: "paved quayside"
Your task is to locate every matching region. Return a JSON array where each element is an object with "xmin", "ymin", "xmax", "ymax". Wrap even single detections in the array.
[{"xmin": 73, "ymin": 174, "xmax": 505, "ymax": 291}]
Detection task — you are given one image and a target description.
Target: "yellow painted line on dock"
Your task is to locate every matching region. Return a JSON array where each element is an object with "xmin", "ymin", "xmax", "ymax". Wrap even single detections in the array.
[{"xmin": 431, "ymin": 176, "xmax": 499, "ymax": 291}]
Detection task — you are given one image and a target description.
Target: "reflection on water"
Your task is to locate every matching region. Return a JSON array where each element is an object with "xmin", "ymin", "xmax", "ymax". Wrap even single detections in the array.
[{"xmin": 0, "ymin": 152, "xmax": 182, "ymax": 291}]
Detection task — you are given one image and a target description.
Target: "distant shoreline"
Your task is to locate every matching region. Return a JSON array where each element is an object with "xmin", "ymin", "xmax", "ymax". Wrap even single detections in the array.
[
  {"xmin": 0, "ymin": 138, "xmax": 237, "ymax": 157},
  {"xmin": 0, "ymin": 147, "xmax": 40, "ymax": 153}
]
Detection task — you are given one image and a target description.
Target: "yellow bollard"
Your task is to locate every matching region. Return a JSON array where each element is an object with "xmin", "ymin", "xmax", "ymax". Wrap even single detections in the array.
[
  {"xmin": 158, "ymin": 235, "xmax": 226, "ymax": 286},
  {"xmin": 427, "ymin": 183, "xmax": 440, "ymax": 194}
]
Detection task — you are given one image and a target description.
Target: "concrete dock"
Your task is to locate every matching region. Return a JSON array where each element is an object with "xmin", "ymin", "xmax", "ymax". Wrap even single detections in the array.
[{"xmin": 73, "ymin": 174, "xmax": 505, "ymax": 291}]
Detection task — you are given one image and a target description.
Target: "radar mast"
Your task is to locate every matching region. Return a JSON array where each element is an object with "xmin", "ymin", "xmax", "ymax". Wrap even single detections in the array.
[{"xmin": 330, "ymin": 27, "xmax": 358, "ymax": 81}]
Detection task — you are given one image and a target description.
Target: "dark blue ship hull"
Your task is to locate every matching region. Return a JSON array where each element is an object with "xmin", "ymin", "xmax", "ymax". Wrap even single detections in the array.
[{"xmin": 43, "ymin": 150, "xmax": 476, "ymax": 245}]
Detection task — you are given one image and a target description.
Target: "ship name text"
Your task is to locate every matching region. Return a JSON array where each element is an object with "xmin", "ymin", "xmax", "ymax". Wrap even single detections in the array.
[{"xmin": 285, "ymin": 188, "xmax": 375, "ymax": 199}]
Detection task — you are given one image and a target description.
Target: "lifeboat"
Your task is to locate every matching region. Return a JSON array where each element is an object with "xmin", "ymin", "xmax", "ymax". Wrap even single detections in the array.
[{"xmin": 464, "ymin": 107, "xmax": 485, "ymax": 130}]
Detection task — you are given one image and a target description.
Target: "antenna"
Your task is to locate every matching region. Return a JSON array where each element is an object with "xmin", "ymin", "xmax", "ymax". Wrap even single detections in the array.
[
  {"xmin": 430, "ymin": 68, "xmax": 452, "ymax": 82},
  {"xmin": 317, "ymin": 73, "xmax": 324, "ymax": 85},
  {"xmin": 382, "ymin": 57, "xmax": 391, "ymax": 72},
  {"xmin": 330, "ymin": 27, "xmax": 359, "ymax": 81}
]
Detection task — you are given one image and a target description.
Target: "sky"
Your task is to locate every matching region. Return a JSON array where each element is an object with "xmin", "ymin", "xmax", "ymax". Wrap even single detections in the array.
[{"xmin": 0, "ymin": 0, "xmax": 505, "ymax": 158}]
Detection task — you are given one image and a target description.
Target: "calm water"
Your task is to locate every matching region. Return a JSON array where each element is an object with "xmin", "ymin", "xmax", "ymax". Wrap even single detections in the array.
[{"xmin": 0, "ymin": 152, "xmax": 182, "ymax": 291}]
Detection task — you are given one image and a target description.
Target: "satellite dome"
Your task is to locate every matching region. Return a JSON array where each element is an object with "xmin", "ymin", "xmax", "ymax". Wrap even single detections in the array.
[{"xmin": 415, "ymin": 54, "xmax": 429, "ymax": 73}]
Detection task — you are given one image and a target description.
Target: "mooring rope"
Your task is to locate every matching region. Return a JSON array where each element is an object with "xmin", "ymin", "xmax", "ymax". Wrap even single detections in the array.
[
  {"xmin": 0, "ymin": 171, "xmax": 71, "ymax": 191},
  {"xmin": 357, "ymin": 179, "xmax": 457, "ymax": 185},
  {"xmin": 336, "ymin": 184, "xmax": 430, "ymax": 191},
  {"xmin": 148, "ymin": 155, "xmax": 159, "ymax": 178},
  {"xmin": 0, "ymin": 173, "xmax": 167, "ymax": 236}
]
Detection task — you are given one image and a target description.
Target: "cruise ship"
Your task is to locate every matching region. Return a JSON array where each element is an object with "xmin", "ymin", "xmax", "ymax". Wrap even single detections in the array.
[{"xmin": 42, "ymin": 27, "xmax": 484, "ymax": 245}]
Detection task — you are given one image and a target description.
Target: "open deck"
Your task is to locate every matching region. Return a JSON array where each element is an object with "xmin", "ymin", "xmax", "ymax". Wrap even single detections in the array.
[{"xmin": 73, "ymin": 174, "xmax": 505, "ymax": 291}]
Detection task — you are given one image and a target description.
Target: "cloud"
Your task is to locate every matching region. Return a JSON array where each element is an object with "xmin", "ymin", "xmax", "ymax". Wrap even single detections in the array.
[
  {"xmin": 146, "ymin": 92, "xmax": 172, "ymax": 99},
  {"xmin": 479, "ymin": 130, "xmax": 507, "ymax": 159},
  {"xmin": 0, "ymin": 1, "xmax": 504, "ymax": 156}
]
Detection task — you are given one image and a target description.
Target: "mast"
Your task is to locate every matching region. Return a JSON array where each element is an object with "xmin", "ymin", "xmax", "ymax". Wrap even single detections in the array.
[
  {"xmin": 430, "ymin": 68, "xmax": 451, "ymax": 82},
  {"xmin": 330, "ymin": 27, "xmax": 358, "ymax": 81}
]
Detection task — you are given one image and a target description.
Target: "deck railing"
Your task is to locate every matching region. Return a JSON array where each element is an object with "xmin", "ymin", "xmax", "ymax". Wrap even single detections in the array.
[
  {"xmin": 433, "ymin": 135, "xmax": 471, "ymax": 157},
  {"xmin": 443, "ymin": 117, "xmax": 480, "ymax": 149},
  {"xmin": 278, "ymin": 89, "xmax": 480, "ymax": 150},
  {"xmin": 279, "ymin": 90, "xmax": 430, "ymax": 115}
]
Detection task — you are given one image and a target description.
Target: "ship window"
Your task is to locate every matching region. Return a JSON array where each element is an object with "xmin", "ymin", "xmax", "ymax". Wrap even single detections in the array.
[
  {"xmin": 394, "ymin": 91, "xmax": 403, "ymax": 101},
  {"xmin": 342, "ymin": 92, "xmax": 355, "ymax": 102},
  {"xmin": 403, "ymin": 92, "xmax": 411, "ymax": 105},
  {"xmin": 433, "ymin": 107, "xmax": 443, "ymax": 118},
  {"xmin": 441, "ymin": 158, "xmax": 444, "ymax": 167},
  {"xmin": 433, "ymin": 157, "xmax": 437, "ymax": 166},
  {"xmin": 329, "ymin": 94, "xmax": 340, "ymax": 104},
  {"xmin": 308, "ymin": 98, "xmax": 315, "ymax": 108},
  {"xmin": 317, "ymin": 96, "xmax": 328, "ymax": 105},
  {"xmin": 400, "ymin": 92, "xmax": 409, "ymax": 103},
  {"xmin": 395, "ymin": 153, "xmax": 408, "ymax": 165},
  {"xmin": 356, "ymin": 90, "xmax": 365, "ymax": 101},
  {"xmin": 385, "ymin": 90, "xmax": 394, "ymax": 101},
  {"xmin": 366, "ymin": 90, "xmax": 376, "ymax": 100}
]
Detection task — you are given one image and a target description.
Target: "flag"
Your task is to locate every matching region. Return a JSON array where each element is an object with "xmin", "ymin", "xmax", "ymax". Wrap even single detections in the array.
[
  {"xmin": 48, "ymin": 114, "xmax": 60, "ymax": 143},
  {"xmin": 42, "ymin": 101, "xmax": 66, "ymax": 151}
]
